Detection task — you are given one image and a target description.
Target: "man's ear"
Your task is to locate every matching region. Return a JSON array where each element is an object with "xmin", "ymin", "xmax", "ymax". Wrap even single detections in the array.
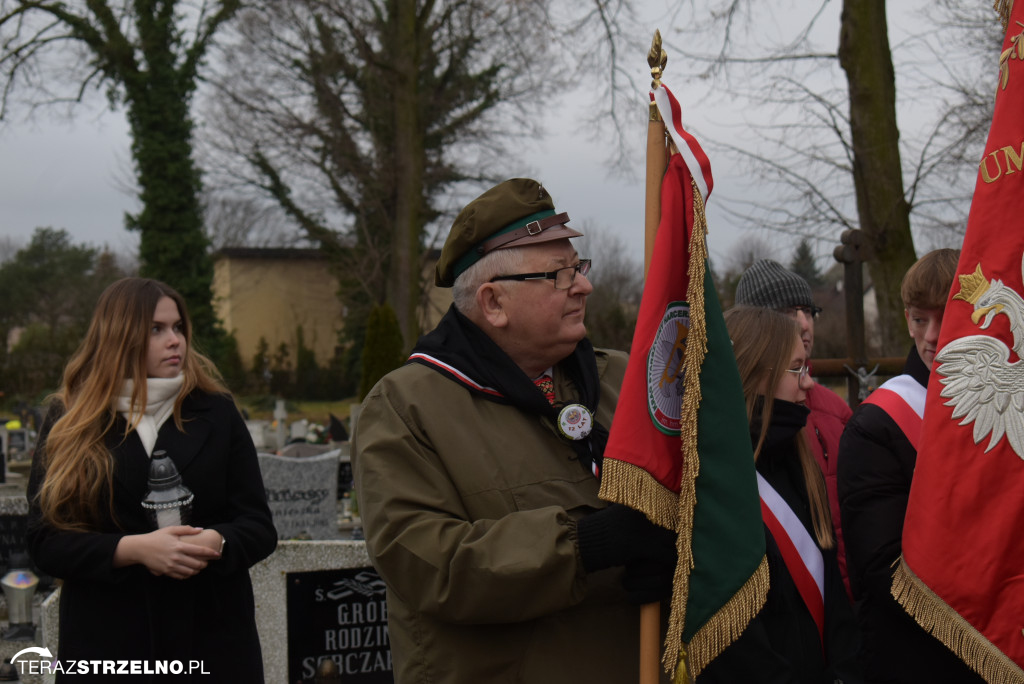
[
  {"xmin": 477, "ymin": 283, "xmax": 509, "ymax": 328},
  {"xmin": 904, "ymin": 308, "xmax": 912, "ymax": 336}
]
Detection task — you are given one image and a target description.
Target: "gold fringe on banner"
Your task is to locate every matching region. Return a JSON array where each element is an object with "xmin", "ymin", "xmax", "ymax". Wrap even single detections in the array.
[
  {"xmin": 995, "ymin": 0, "xmax": 1014, "ymax": 31},
  {"xmin": 598, "ymin": 459, "xmax": 679, "ymax": 530},
  {"xmin": 660, "ymin": 174, "xmax": 769, "ymax": 679},
  {"xmin": 892, "ymin": 558, "xmax": 1024, "ymax": 684},
  {"xmin": 661, "ymin": 174, "xmax": 709, "ymax": 674},
  {"xmin": 662, "ymin": 177, "xmax": 770, "ymax": 681},
  {"xmin": 680, "ymin": 555, "xmax": 770, "ymax": 683}
]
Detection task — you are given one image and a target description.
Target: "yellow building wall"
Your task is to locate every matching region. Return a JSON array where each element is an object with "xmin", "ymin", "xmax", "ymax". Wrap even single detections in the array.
[
  {"xmin": 213, "ymin": 248, "xmax": 451, "ymax": 369},
  {"xmin": 213, "ymin": 249, "xmax": 342, "ymax": 369}
]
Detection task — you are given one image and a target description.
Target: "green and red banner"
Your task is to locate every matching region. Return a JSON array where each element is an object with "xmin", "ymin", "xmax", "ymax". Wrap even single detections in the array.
[
  {"xmin": 600, "ymin": 85, "xmax": 766, "ymax": 680},
  {"xmin": 894, "ymin": 5, "xmax": 1024, "ymax": 683}
]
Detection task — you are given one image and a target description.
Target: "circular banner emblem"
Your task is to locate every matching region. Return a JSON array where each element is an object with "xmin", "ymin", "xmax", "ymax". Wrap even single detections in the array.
[
  {"xmin": 647, "ymin": 302, "xmax": 690, "ymax": 435},
  {"xmin": 557, "ymin": 403, "xmax": 593, "ymax": 441}
]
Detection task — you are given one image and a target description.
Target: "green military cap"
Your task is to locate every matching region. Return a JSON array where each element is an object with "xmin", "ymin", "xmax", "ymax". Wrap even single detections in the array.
[{"xmin": 435, "ymin": 178, "xmax": 582, "ymax": 287}]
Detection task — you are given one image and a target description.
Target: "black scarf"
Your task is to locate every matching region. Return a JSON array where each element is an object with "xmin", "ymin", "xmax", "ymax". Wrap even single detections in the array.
[
  {"xmin": 750, "ymin": 396, "xmax": 810, "ymax": 452},
  {"xmin": 409, "ymin": 305, "xmax": 608, "ymax": 476}
]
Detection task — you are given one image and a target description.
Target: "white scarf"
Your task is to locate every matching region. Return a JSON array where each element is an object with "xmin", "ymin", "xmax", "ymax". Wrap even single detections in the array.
[{"xmin": 114, "ymin": 375, "xmax": 185, "ymax": 457}]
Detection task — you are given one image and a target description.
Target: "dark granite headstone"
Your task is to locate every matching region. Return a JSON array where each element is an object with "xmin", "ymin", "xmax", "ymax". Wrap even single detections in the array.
[
  {"xmin": 286, "ymin": 567, "xmax": 393, "ymax": 683},
  {"xmin": 0, "ymin": 497, "xmax": 29, "ymax": 571}
]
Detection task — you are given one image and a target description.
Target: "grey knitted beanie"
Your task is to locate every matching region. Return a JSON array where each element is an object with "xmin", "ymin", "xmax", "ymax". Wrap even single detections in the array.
[{"xmin": 734, "ymin": 258, "xmax": 813, "ymax": 309}]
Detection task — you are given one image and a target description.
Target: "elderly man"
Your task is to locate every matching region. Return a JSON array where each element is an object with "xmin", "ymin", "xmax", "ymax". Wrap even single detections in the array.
[
  {"xmin": 734, "ymin": 258, "xmax": 853, "ymax": 593},
  {"xmin": 353, "ymin": 179, "xmax": 675, "ymax": 684}
]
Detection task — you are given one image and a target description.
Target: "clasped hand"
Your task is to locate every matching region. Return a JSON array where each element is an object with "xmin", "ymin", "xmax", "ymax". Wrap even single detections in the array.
[{"xmin": 114, "ymin": 526, "xmax": 222, "ymax": 580}]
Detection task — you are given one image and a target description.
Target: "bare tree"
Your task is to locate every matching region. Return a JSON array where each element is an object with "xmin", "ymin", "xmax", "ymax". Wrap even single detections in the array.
[
  {"xmin": 203, "ymin": 194, "xmax": 298, "ymax": 250},
  {"xmin": 659, "ymin": 0, "xmax": 1000, "ymax": 353},
  {"xmin": 576, "ymin": 224, "xmax": 644, "ymax": 351},
  {"xmin": 203, "ymin": 0, "xmax": 649, "ymax": 350},
  {"xmin": 713, "ymin": 233, "xmax": 775, "ymax": 309}
]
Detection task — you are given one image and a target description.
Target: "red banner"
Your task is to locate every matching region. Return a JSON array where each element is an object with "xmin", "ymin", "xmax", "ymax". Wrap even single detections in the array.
[
  {"xmin": 600, "ymin": 86, "xmax": 766, "ymax": 679},
  {"xmin": 895, "ymin": 7, "xmax": 1024, "ymax": 682}
]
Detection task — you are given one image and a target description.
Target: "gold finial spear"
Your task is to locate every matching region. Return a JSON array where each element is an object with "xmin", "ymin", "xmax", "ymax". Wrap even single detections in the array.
[
  {"xmin": 648, "ymin": 30, "xmax": 667, "ymax": 90},
  {"xmin": 648, "ymin": 30, "xmax": 668, "ymax": 122}
]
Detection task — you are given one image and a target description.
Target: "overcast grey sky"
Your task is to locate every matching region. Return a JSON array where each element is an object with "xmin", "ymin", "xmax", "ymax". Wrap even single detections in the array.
[
  {"xmin": 0, "ymin": 0, "xmax": 771, "ymax": 273},
  {"xmin": 0, "ymin": 1, "xmax": 976, "ymax": 272},
  {"xmin": 0, "ymin": 81, "xmax": 741, "ymax": 268}
]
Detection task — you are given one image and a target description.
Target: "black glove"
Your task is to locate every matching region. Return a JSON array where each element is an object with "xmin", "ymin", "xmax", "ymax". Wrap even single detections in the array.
[
  {"xmin": 576, "ymin": 503, "xmax": 677, "ymax": 573},
  {"xmin": 623, "ymin": 559, "xmax": 676, "ymax": 605}
]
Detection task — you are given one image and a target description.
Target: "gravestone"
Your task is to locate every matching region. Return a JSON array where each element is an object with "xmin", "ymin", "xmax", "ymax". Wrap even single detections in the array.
[
  {"xmin": 280, "ymin": 442, "xmax": 333, "ymax": 459},
  {"xmin": 258, "ymin": 450, "xmax": 341, "ymax": 540},
  {"xmin": 4, "ymin": 430, "xmax": 29, "ymax": 461},
  {"xmin": 245, "ymin": 419, "xmax": 271, "ymax": 450},
  {"xmin": 274, "ymin": 400, "xmax": 288, "ymax": 452},
  {"xmin": 0, "ymin": 496, "xmax": 29, "ymax": 571},
  {"xmin": 289, "ymin": 419, "xmax": 309, "ymax": 443},
  {"xmin": 250, "ymin": 540, "xmax": 392, "ymax": 684},
  {"xmin": 40, "ymin": 540, "xmax": 394, "ymax": 684},
  {"xmin": 286, "ymin": 567, "xmax": 392, "ymax": 683}
]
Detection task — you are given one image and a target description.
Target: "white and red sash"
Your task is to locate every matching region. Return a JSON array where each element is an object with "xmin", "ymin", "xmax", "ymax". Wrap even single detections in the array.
[
  {"xmin": 860, "ymin": 374, "xmax": 925, "ymax": 450},
  {"xmin": 757, "ymin": 472, "xmax": 825, "ymax": 642}
]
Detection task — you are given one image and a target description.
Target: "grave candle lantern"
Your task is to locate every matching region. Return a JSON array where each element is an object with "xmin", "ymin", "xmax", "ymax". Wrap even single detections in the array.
[
  {"xmin": 141, "ymin": 450, "xmax": 194, "ymax": 529},
  {"xmin": 1, "ymin": 551, "xmax": 39, "ymax": 641}
]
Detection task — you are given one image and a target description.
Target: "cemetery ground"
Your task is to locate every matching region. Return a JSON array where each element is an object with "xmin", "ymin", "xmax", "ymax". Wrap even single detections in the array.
[{"xmin": 239, "ymin": 396, "xmax": 357, "ymax": 431}]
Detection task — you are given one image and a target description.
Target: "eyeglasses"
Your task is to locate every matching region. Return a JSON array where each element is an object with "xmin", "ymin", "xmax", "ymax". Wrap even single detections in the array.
[
  {"xmin": 785, "ymin": 364, "xmax": 810, "ymax": 379},
  {"xmin": 490, "ymin": 259, "xmax": 592, "ymax": 290},
  {"xmin": 778, "ymin": 305, "xmax": 822, "ymax": 320}
]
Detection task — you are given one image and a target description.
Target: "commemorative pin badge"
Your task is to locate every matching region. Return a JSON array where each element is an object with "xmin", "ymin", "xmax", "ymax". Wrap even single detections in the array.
[{"xmin": 557, "ymin": 404, "xmax": 593, "ymax": 440}]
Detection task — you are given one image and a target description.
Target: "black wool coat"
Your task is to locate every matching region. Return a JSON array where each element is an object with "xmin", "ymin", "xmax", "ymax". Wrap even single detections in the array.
[
  {"xmin": 699, "ymin": 404, "xmax": 863, "ymax": 684},
  {"xmin": 27, "ymin": 390, "xmax": 278, "ymax": 683},
  {"xmin": 838, "ymin": 348, "xmax": 984, "ymax": 684}
]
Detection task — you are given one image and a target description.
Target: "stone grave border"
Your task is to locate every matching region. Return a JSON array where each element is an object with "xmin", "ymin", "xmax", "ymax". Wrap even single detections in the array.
[{"xmin": 40, "ymin": 540, "xmax": 373, "ymax": 684}]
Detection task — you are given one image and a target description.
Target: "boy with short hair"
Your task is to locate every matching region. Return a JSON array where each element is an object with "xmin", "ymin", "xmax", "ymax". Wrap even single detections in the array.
[{"xmin": 837, "ymin": 249, "xmax": 983, "ymax": 683}]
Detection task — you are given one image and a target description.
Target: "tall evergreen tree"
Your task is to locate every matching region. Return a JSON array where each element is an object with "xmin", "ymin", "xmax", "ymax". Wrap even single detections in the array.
[
  {"xmin": 0, "ymin": 1, "xmax": 242, "ymax": 344},
  {"xmin": 789, "ymin": 238, "xmax": 823, "ymax": 288},
  {"xmin": 359, "ymin": 304, "xmax": 404, "ymax": 401}
]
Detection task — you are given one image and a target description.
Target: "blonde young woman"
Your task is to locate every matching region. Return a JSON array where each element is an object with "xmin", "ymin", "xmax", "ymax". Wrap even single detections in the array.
[
  {"xmin": 699, "ymin": 306, "xmax": 862, "ymax": 684},
  {"xmin": 27, "ymin": 278, "xmax": 277, "ymax": 682}
]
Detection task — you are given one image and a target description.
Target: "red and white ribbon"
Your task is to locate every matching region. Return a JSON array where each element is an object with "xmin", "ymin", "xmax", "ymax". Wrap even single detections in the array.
[
  {"xmin": 757, "ymin": 471, "xmax": 825, "ymax": 642},
  {"xmin": 651, "ymin": 83, "xmax": 714, "ymax": 201},
  {"xmin": 861, "ymin": 374, "xmax": 925, "ymax": 451}
]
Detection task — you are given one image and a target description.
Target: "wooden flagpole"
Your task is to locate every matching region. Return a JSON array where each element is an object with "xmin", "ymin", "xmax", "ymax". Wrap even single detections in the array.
[
  {"xmin": 640, "ymin": 30, "xmax": 670, "ymax": 684},
  {"xmin": 645, "ymin": 31, "xmax": 669, "ymax": 280}
]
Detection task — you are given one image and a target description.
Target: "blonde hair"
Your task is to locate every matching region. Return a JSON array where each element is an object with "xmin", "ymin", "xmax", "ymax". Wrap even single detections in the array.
[
  {"xmin": 39, "ymin": 277, "xmax": 227, "ymax": 531},
  {"xmin": 724, "ymin": 306, "xmax": 834, "ymax": 549}
]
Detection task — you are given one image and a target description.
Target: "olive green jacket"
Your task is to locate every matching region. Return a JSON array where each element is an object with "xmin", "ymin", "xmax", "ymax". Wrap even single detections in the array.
[{"xmin": 354, "ymin": 348, "xmax": 668, "ymax": 683}]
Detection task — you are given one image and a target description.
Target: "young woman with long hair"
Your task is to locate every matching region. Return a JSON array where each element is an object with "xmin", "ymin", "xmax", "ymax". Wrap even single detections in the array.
[
  {"xmin": 27, "ymin": 277, "xmax": 277, "ymax": 682},
  {"xmin": 699, "ymin": 306, "xmax": 862, "ymax": 683}
]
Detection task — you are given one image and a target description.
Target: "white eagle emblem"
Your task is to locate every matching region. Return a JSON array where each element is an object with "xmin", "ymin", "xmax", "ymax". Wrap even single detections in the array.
[{"xmin": 935, "ymin": 260, "xmax": 1024, "ymax": 459}]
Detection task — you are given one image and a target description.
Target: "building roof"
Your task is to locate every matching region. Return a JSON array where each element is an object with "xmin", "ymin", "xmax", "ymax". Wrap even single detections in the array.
[{"xmin": 213, "ymin": 247, "xmax": 328, "ymax": 261}]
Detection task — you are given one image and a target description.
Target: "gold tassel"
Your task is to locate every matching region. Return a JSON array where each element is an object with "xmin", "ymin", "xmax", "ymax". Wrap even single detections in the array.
[
  {"xmin": 892, "ymin": 558, "xmax": 1024, "ymax": 684},
  {"xmin": 674, "ymin": 643, "xmax": 691, "ymax": 684}
]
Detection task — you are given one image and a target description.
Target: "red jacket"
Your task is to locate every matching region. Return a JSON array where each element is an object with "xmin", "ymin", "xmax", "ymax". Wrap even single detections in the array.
[{"xmin": 804, "ymin": 381, "xmax": 852, "ymax": 596}]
